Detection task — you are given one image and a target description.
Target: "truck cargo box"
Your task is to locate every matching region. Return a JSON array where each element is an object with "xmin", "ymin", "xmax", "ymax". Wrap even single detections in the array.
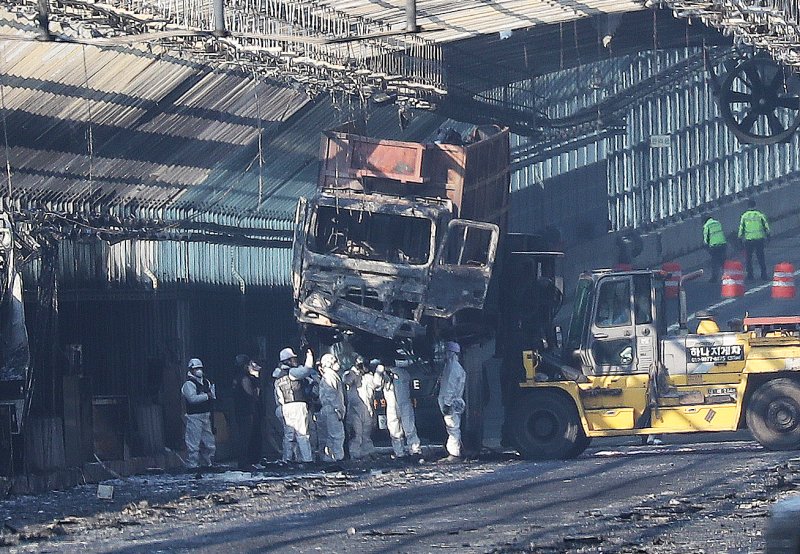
[{"xmin": 317, "ymin": 126, "xmax": 509, "ymax": 229}]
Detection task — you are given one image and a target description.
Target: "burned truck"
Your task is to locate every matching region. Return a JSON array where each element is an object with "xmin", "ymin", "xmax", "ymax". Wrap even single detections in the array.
[{"xmin": 292, "ymin": 125, "xmax": 563, "ymax": 448}]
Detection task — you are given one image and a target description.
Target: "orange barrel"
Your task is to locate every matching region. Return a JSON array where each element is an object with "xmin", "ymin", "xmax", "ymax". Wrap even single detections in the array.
[
  {"xmin": 721, "ymin": 260, "xmax": 745, "ymax": 298},
  {"xmin": 662, "ymin": 262, "xmax": 682, "ymax": 299},
  {"xmin": 772, "ymin": 262, "xmax": 796, "ymax": 299},
  {"xmin": 614, "ymin": 263, "xmax": 633, "ymax": 271}
]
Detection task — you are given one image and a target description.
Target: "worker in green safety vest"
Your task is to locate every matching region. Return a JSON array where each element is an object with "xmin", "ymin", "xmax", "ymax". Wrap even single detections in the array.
[
  {"xmin": 703, "ymin": 213, "xmax": 727, "ymax": 283},
  {"xmin": 738, "ymin": 199, "xmax": 771, "ymax": 281}
]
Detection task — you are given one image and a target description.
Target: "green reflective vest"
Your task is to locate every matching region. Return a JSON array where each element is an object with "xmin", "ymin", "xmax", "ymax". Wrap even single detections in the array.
[
  {"xmin": 738, "ymin": 210, "xmax": 770, "ymax": 241},
  {"xmin": 703, "ymin": 218, "xmax": 726, "ymax": 247}
]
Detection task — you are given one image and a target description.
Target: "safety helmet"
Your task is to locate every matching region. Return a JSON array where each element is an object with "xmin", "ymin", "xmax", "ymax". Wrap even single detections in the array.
[
  {"xmin": 279, "ymin": 347, "xmax": 297, "ymax": 362},
  {"xmin": 235, "ymin": 354, "xmax": 250, "ymax": 366},
  {"xmin": 187, "ymin": 358, "xmax": 204, "ymax": 369},
  {"xmin": 445, "ymin": 341, "xmax": 461, "ymax": 354},
  {"xmin": 320, "ymin": 353, "xmax": 337, "ymax": 368}
]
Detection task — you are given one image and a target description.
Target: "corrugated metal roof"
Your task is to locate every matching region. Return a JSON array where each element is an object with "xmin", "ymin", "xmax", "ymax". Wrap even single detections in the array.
[
  {"xmin": 311, "ymin": 0, "xmax": 643, "ymax": 43},
  {"xmin": 0, "ymin": 10, "xmax": 309, "ymax": 226}
]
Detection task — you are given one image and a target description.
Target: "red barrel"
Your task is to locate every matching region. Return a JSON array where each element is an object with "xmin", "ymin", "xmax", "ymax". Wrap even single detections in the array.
[
  {"xmin": 662, "ymin": 262, "xmax": 682, "ymax": 299},
  {"xmin": 772, "ymin": 262, "xmax": 796, "ymax": 299},
  {"xmin": 721, "ymin": 260, "xmax": 745, "ymax": 298}
]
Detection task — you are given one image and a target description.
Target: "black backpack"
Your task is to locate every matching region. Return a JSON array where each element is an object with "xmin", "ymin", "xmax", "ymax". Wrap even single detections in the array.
[{"xmin": 303, "ymin": 378, "xmax": 321, "ymax": 413}]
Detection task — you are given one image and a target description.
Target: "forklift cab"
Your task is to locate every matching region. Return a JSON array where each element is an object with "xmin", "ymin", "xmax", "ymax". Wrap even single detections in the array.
[
  {"xmin": 515, "ymin": 268, "xmax": 750, "ymax": 454},
  {"xmin": 565, "ymin": 270, "xmax": 666, "ymax": 377}
]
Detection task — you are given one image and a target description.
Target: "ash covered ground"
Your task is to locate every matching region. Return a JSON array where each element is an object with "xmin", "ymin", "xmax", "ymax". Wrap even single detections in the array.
[{"xmin": 1, "ymin": 435, "xmax": 799, "ymax": 553}]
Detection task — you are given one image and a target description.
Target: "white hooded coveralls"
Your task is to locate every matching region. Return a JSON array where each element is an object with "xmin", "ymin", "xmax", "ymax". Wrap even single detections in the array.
[
  {"xmin": 438, "ymin": 353, "xmax": 466, "ymax": 457},
  {"xmin": 273, "ymin": 363, "xmax": 314, "ymax": 462},
  {"xmin": 181, "ymin": 373, "xmax": 216, "ymax": 468},
  {"xmin": 379, "ymin": 365, "xmax": 421, "ymax": 457},
  {"xmin": 318, "ymin": 365, "xmax": 346, "ymax": 461},
  {"xmin": 342, "ymin": 367, "xmax": 381, "ymax": 459}
]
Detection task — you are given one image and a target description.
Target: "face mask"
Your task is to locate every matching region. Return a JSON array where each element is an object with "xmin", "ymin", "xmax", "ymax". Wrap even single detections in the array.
[
  {"xmin": 248, "ymin": 363, "xmax": 261, "ymax": 378},
  {"xmin": 193, "ymin": 369, "xmax": 204, "ymax": 380}
]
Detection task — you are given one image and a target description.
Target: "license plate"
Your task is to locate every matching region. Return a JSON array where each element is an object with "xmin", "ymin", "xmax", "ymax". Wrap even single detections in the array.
[{"xmin": 707, "ymin": 387, "xmax": 736, "ymax": 396}]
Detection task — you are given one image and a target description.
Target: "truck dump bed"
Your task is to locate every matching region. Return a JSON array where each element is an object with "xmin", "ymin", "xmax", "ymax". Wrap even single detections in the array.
[{"xmin": 317, "ymin": 126, "xmax": 510, "ymax": 228}]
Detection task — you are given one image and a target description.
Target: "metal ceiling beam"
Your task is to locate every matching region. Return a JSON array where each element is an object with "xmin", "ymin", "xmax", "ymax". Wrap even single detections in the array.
[{"xmin": 661, "ymin": 0, "xmax": 800, "ymax": 71}]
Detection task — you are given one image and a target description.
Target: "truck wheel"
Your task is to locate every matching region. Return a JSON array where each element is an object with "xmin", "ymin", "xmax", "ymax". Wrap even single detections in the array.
[
  {"xmin": 746, "ymin": 378, "xmax": 800, "ymax": 451},
  {"xmin": 511, "ymin": 391, "xmax": 582, "ymax": 460}
]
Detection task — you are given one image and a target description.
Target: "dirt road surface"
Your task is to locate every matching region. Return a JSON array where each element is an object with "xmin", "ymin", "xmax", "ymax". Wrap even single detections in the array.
[{"xmin": 2, "ymin": 434, "xmax": 799, "ymax": 553}]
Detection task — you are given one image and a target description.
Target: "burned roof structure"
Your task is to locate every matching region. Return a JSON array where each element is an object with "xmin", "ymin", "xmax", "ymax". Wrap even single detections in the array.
[{"xmin": 11, "ymin": 0, "xmax": 728, "ymax": 139}]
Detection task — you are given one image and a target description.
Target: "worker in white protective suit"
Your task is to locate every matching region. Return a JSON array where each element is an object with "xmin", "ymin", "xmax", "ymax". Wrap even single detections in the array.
[
  {"xmin": 181, "ymin": 358, "xmax": 217, "ymax": 469},
  {"xmin": 273, "ymin": 347, "xmax": 315, "ymax": 463},
  {"xmin": 317, "ymin": 353, "xmax": 346, "ymax": 461},
  {"xmin": 343, "ymin": 356, "xmax": 382, "ymax": 459},
  {"xmin": 376, "ymin": 359, "xmax": 421, "ymax": 458},
  {"xmin": 438, "ymin": 341, "xmax": 466, "ymax": 461}
]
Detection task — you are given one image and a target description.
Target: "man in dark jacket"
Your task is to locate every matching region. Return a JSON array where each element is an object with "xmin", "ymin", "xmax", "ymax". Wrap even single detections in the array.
[{"xmin": 232, "ymin": 354, "xmax": 263, "ymax": 471}]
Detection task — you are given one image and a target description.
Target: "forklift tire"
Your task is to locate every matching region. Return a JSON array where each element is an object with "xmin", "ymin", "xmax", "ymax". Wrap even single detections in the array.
[
  {"xmin": 746, "ymin": 378, "xmax": 800, "ymax": 451},
  {"xmin": 568, "ymin": 432, "xmax": 592, "ymax": 458},
  {"xmin": 511, "ymin": 391, "xmax": 584, "ymax": 460}
]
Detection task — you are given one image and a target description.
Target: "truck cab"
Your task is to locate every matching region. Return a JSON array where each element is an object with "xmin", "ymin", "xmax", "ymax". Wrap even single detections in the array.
[
  {"xmin": 294, "ymin": 191, "xmax": 499, "ymax": 340},
  {"xmin": 512, "ymin": 269, "xmax": 800, "ymax": 460}
]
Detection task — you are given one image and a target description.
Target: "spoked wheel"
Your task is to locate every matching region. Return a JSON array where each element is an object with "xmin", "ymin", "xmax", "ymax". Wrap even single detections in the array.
[
  {"xmin": 511, "ymin": 391, "xmax": 585, "ymax": 460},
  {"xmin": 746, "ymin": 378, "xmax": 800, "ymax": 450},
  {"xmin": 719, "ymin": 56, "xmax": 800, "ymax": 145}
]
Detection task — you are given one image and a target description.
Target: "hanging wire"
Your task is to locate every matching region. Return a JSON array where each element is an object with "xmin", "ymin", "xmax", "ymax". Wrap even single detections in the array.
[
  {"xmin": 81, "ymin": 46, "xmax": 95, "ymax": 198},
  {"xmin": 0, "ymin": 48, "xmax": 12, "ymax": 201},
  {"xmin": 573, "ymin": 20, "xmax": 582, "ymax": 100},
  {"xmin": 252, "ymin": 68, "xmax": 264, "ymax": 208}
]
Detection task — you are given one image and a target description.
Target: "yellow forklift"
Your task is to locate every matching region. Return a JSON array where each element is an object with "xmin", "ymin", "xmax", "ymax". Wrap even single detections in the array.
[{"xmin": 511, "ymin": 268, "xmax": 800, "ymax": 459}]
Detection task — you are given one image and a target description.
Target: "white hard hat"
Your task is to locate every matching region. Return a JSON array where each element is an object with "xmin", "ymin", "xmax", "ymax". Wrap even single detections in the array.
[
  {"xmin": 445, "ymin": 341, "xmax": 461, "ymax": 354},
  {"xmin": 279, "ymin": 347, "xmax": 297, "ymax": 362},
  {"xmin": 320, "ymin": 353, "xmax": 337, "ymax": 368},
  {"xmin": 187, "ymin": 358, "xmax": 204, "ymax": 369}
]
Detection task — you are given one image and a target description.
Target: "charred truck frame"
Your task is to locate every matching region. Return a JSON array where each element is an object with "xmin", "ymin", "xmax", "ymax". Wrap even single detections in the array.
[{"xmin": 292, "ymin": 126, "xmax": 563, "ymax": 446}]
